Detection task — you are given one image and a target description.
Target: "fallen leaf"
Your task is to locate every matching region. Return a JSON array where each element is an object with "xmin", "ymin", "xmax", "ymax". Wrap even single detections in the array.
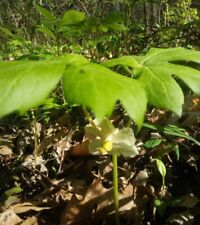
[
  {"xmin": 0, "ymin": 209, "xmax": 22, "ymax": 225},
  {"xmin": 133, "ymin": 170, "xmax": 149, "ymax": 187},
  {"xmin": 0, "ymin": 145, "xmax": 13, "ymax": 155},
  {"xmin": 70, "ymin": 139, "xmax": 90, "ymax": 156},
  {"xmin": 13, "ymin": 202, "xmax": 50, "ymax": 214},
  {"xmin": 60, "ymin": 179, "xmax": 135, "ymax": 225},
  {"xmin": 180, "ymin": 193, "xmax": 200, "ymax": 208},
  {"xmin": 20, "ymin": 216, "xmax": 38, "ymax": 225},
  {"xmin": 166, "ymin": 210, "xmax": 194, "ymax": 225}
]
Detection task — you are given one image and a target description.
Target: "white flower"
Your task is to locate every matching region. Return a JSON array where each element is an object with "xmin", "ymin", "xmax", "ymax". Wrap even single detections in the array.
[{"xmin": 85, "ymin": 118, "xmax": 138, "ymax": 157}]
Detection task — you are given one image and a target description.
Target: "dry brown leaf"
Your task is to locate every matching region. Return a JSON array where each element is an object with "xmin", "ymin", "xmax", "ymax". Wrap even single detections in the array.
[
  {"xmin": 180, "ymin": 193, "xmax": 200, "ymax": 208},
  {"xmin": 70, "ymin": 139, "xmax": 90, "ymax": 156},
  {"xmin": 0, "ymin": 209, "xmax": 22, "ymax": 225},
  {"xmin": 133, "ymin": 170, "xmax": 149, "ymax": 187},
  {"xmin": 60, "ymin": 179, "xmax": 134, "ymax": 225},
  {"xmin": 0, "ymin": 145, "xmax": 13, "ymax": 155},
  {"xmin": 12, "ymin": 202, "xmax": 50, "ymax": 214},
  {"xmin": 20, "ymin": 216, "xmax": 38, "ymax": 225},
  {"xmin": 37, "ymin": 127, "xmax": 68, "ymax": 154},
  {"xmin": 166, "ymin": 210, "xmax": 194, "ymax": 225}
]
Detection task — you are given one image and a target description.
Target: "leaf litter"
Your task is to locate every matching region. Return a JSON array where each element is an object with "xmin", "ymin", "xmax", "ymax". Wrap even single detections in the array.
[{"xmin": 0, "ymin": 99, "xmax": 200, "ymax": 224}]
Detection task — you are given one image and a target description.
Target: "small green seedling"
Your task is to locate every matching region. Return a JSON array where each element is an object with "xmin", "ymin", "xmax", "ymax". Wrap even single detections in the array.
[{"xmin": 155, "ymin": 158, "xmax": 167, "ymax": 189}]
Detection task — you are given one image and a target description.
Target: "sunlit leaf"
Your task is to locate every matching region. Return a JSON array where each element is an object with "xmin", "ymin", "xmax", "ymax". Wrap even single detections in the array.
[
  {"xmin": 102, "ymin": 55, "xmax": 141, "ymax": 69},
  {"xmin": 163, "ymin": 124, "xmax": 200, "ymax": 146},
  {"xmin": 103, "ymin": 48, "xmax": 200, "ymax": 116},
  {"xmin": 155, "ymin": 158, "xmax": 166, "ymax": 187},
  {"xmin": 62, "ymin": 63, "xmax": 147, "ymax": 128},
  {"xmin": 144, "ymin": 139, "xmax": 162, "ymax": 148},
  {"xmin": 36, "ymin": 26, "xmax": 55, "ymax": 39},
  {"xmin": 143, "ymin": 123, "xmax": 200, "ymax": 146},
  {"xmin": 59, "ymin": 10, "xmax": 86, "ymax": 28},
  {"xmin": 0, "ymin": 60, "xmax": 65, "ymax": 117}
]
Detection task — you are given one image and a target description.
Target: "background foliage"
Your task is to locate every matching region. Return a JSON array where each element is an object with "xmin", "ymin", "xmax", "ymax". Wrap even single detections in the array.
[
  {"xmin": 0, "ymin": 1, "xmax": 200, "ymax": 225},
  {"xmin": 0, "ymin": 0, "xmax": 200, "ymax": 60}
]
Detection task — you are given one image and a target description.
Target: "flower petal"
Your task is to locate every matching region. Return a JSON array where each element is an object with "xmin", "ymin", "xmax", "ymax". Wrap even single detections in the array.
[
  {"xmin": 98, "ymin": 118, "xmax": 115, "ymax": 139},
  {"xmin": 109, "ymin": 128, "xmax": 138, "ymax": 157},
  {"xmin": 88, "ymin": 139, "xmax": 103, "ymax": 155}
]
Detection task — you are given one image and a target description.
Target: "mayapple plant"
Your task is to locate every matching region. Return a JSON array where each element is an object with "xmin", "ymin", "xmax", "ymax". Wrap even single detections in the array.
[
  {"xmin": 0, "ymin": 48, "xmax": 200, "ymax": 224},
  {"xmin": 83, "ymin": 117, "xmax": 138, "ymax": 224}
]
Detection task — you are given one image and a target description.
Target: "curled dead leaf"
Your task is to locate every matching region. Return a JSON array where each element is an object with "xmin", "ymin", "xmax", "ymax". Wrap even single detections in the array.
[{"xmin": 70, "ymin": 139, "xmax": 90, "ymax": 156}]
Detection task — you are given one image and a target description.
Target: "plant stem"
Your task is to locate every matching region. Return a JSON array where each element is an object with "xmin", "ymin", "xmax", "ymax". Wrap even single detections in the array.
[
  {"xmin": 82, "ymin": 106, "xmax": 98, "ymax": 129},
  {"xmin": 112, "ymin": 154, "xmax": 120, "ymax": 225},
  {"xmin": 31, "ymin": 109, "xmax": 39, "ymax": 157}
]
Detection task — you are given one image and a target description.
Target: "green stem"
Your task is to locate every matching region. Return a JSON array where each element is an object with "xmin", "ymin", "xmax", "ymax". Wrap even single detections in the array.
[
  {"xmin": 82, "ymin": 106, "xmax": 98, "ymax": 129},
  {"xmin": 112, "ymin": 154, "xmax": 120, "ymax": 225}
]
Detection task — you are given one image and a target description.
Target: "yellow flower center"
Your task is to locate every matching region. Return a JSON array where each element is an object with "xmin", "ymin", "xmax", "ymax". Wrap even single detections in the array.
[{"xmin": 99, "ymin": 140, "xmax": 113, "ymax": 154}]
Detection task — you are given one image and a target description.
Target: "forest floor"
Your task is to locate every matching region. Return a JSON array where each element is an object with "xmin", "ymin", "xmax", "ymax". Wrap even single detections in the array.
[{"xmin": 0, "ymin": 96, "xmax": 200, "ymax": 225}]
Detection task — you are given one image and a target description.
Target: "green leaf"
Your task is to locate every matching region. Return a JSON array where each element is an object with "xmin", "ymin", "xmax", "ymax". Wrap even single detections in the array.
[
  {"xmin": 163, "ymin": 124, "xmax": 200, "ymax": 146},
  {"xmin": 102, "ymin": 56, "xmax": 141, "ymax": 69},
  {"xmin": 103, "ymin": 48, "xmax": 200, "ymax": 116},
  {"xmin": 36, "ymin": 26, "xmax": 55, "ymax": 39},
  {"xmin": 174, "ymin": 144, "xmax": 180, "ymax": 161},
  {"xmin": 160, "ymin": 63, "xmax": 200, "ymax": 95},
  {"xmin": 4, "ymin": 186, "xmax": 22, "ymax": 197},
  {"xmin": 154, "ymin": 199, "xmax": 167, "ymax": 217},
  {"xmin": 142, "ymin": 122, "xmax": 158, "ymax": 130},
  {"xmin": 58, "ymin": 26, "xmax": 82, "ymax": 36},
  {"xmin": 106, "ymin": 23, "xmax": 127, "ymax": 31},
  {"xmin": 139, "ymin": 48, "xmax": 200, "ymax": 115},
  {"xmin": 97, "ymin": 25, "xmax": 108, "ymax": 32},
  {"xmin": 62, "ymin": 63, "xmax": 147, "ymax": 128},
  {"xmin": 101, "ymin": 12, "xmax": 126, "ymax": 31},
  {"xmin": 40, "ymin": 18, "xmax": 55, "ymax": 30},
  {"xmin": 0, "ymin": 60, "xmax": 65, "ymax": 118},
  {"xmin": 155, "ymin": 159, "xmax": 166, "ymax": 177},
  {"xmin": 143, "ymin": 123, "xmax": 200, "ymax": 146},
  {"xmin": 59, "ymin": 10, "xmax": 86, "ymax": 28},
  {"xmin": 59, "ymin": 54, "xmax": 88, "ymax": 65},
  {"xmin": 144, "ymin": 139, "xmax": 162, "ymax": 148},
  {"xmin": 102, "ymin": 12, "xmax": 124, "ymax": 24},
  {"xmin": 138, "ymin": 65, "xmax": 184, "ymax": 116},
  {"xmin": 35, "ymin": 5, "xmax": 56, "ymax": 22},
  {"xmin": 0, "ymin": 26, "xmax": 15, "ymax": 38},
  {"xmin": 143, "ymin": 48, "xmax": 200, "ymax": 64},
  {"xmin": 155, "ymin": 158, "xmax": 166, "ymax": 187}
]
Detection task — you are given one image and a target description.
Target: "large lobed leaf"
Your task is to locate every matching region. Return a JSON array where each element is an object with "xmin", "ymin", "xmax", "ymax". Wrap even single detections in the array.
[
  {"xmin": 62, "ymin": 63, "xmax": 147, "ymax": 128},
  {"xmin": 0, "ymin": 60, "xmax": 65, "ymax": 118},
  {"xmin": 0, "ymin": 54, "xmax": 88, "ymax": 118},
  {"xmin": 0, "ymin": 53, "xmax": 146, "ymax": 128},
  {"xmin": 3, "ymin": 47, "xmax": 198, "ymax": 128},
  {"xmin": 102, "ymin": 48, "xmax": 200, "ymax": 116}
]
